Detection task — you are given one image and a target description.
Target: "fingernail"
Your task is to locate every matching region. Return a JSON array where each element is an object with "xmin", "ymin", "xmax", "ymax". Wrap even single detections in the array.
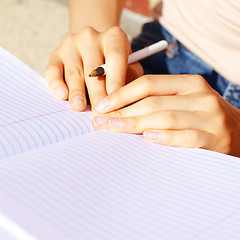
[
  {"xmin": 72, "ymin": 96, "xmax": 85, "ymax": 105},
  {"xmin": 144, "ymin": 131, "xmax": 159, "ymax": 140},
  {"xmin": 93, "ymin": 115, "xmax": 109, "ymax": 127},
  {"xmin": 72, "ymin": 96, "xmax": 85, "ymax": 110},
  {"xmin": 94, "ymin": 97, "xmax": 109, "ymax": 112},
  {"xmin": 57, "ymin": 87, "xmax": 68, "ymax": 99},
  {"xmin": 144, "ymin": 131, "xmax": 164, "ymax": 142},
  {"xmin": 109, "ymin": 119, "xmax": 124, "ymax": 129}
]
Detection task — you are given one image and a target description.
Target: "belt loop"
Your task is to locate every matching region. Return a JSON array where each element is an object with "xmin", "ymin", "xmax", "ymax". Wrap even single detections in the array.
[{"xmin": 223, "ymin": 82, "xmax": 240, "ymax": 109}]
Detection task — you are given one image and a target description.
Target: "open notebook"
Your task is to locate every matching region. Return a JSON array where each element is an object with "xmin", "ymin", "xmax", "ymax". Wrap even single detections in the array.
[{"xmin": 0, "ymin": 47, "xmax": 240, "ymax": 240}]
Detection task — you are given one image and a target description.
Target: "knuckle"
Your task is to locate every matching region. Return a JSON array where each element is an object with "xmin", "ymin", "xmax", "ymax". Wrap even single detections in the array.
[
  {"xmin": 164, "ymin": 112, "xmax": 177, "ymax": 129},
  {"xmin": 70, "ymin": 89, "xmax": 85, "ymax": 97},
  {"xmin": 215, "ymin": 117, "xmax": 232, "ymax": 151},
  {"xmin": 191, "ymin": 75, "xmax": 210, "ymax": 90},
  {"xmin": 145, "ymin": 97, "xmax": 161, "ymax": 112},
  {"xmin": 216, "ymin": 111, "xmax": 228, "ymax": 129},
  {"xmin": 202, "ymin": 93, "xmax": 222, "ymax": 110},
  {"xmin": 45, "ymin": 63, "xmax": 59, "ymax": 78},
  {"xmin": 139, "ymin": 75, "xmax": 156, "ymax": 96},
  {"xmin": 48, "ymin": 79, "xmax": 62, "ymax": 90},
  {"xmin": 194, "ymin": 75, "xmax": 206, "ymax": 85},
  {"xmin": 208, "ymin": 94, "xmax": 220, "ymax": 105},
  {"xmin": 65, "ymin": 67, "xmax": 82, "ymax": 79},
  {"xmin": 80, "ymin": 26, "xmax": 97, "ymax": 41},
  {"xmin": 62, "ymin": 33, "xmax": 75, "ymax": 45},
  {"xmin": 47, "ymin": 50, "xmax": 61, "ymax": 65},
  {"xmin": 109, "ymin": 110, "xmax": 124, "ymax": 119},
  {"xmin": 106, "ymin": 26, "xmax": 126, "ymax": 37},
  {"xmin": 185, "ymin": 130, "xmax": 200, "ymax": 147},
  {"xmin": 209, "ymin": 94, "xmax": 221, "ymax": 107},
  {"xmin": 213, "ymin": 133, "xmax": 232, "ymax": 154},
  {"xmin": 201, "ymin": 93, "xmax": 212, "ymax": 105},
  {"xmin": 222, "ymin": 135, "xmax": 232, "ymax": 153},
  {"xmin": 47, "ymin": 62, "xmax": 59, "ymax": 70},
  {"xmin": 130, "ymin": 117, "xmax": 140, "ymax": 132}
]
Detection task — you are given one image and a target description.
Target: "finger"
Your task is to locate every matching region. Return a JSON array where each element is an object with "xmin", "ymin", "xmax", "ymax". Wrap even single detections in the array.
[
  {"xmin": 63, "ymin": 54, "xmax": 87, "ymax": 111},
  {"xmin": 94, "ymin": 74, "xmax": 208, "ymax": 114},
  {"xmin": 143, "ymin": 129, "xmax": 214, "ymax": 149},
  {"xmin": 100, "ymin": 94, "xmax": 204, "ymax": 119},
  {"xmin": 92, "ymin": 114, "xmax": 109, "ymax": 130},
  {"xmin": 45, "ymin": 54, "xmax": 68, "ymax": 100},
  {"xmin": 102, "ymin": 27, "xmax": 131, "ymax": 94},
  {"xmin": 105, "ymin": 110, "xmax": 209, "ymax": 134},
  {"xmin": 77, "ymin": 28, "xmax": 107, "ymax": 112}
]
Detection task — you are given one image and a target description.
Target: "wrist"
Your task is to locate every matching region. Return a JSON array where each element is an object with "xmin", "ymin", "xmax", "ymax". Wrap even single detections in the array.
[{"xmin": 69, "ymin": 0, "xmax": 126, "ymax": 33}]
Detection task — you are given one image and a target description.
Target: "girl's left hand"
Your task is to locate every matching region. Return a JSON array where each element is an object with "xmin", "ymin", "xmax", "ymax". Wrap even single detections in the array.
[{"xmin": 92, "ymin": 74, "xmax": 240, "ymax": 157}]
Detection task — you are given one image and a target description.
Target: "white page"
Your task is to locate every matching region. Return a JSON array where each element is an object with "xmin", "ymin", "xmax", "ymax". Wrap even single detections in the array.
[
  {"xmin": 0, "ymin": 130, "xmax": 239, "ymax": 240},
  {"xmin": 0, "ymin": 48, "xmax": 94, "ymax": 159}
]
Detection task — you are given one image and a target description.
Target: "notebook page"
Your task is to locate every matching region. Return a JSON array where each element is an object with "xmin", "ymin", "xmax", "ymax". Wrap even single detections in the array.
[
  {"xmin": 0, "ymin": 47, "xmax": 94, "ymax": 159},
  {"xmin": 0, "ymin": 130, "xmax": 239, "ymax": 240}
]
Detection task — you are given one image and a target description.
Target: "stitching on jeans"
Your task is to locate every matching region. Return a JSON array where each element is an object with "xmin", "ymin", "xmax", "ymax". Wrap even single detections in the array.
[{"xmin": 229, "ymin": 85, "xmax": 237, "ymax": 103}]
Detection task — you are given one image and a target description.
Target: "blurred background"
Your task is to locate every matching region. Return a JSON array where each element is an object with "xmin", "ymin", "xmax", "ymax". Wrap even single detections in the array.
[{"xmin": 0, "ymin": 0, "xmax": 159, "ymax": 76}]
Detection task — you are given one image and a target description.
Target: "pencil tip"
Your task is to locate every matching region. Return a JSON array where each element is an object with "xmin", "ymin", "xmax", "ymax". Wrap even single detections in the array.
[{"xmin": 89, "ymin": 71, "xmax": 97, "ymax": 77}]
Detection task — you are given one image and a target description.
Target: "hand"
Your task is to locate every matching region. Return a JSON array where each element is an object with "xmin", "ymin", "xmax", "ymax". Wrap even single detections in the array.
[
  {"xmin": 45, "ymin": 26, "xmax": 143, "ymax": 113},
  {"xmin": 92, "ymin": 74, "xmax": 240, "ymax": 157}
]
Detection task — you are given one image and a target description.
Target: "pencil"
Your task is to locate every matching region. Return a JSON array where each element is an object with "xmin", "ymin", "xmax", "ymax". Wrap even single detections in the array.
[{"xmin": 89, "ymin": 40, "xmax": 168, "ymax": 77}]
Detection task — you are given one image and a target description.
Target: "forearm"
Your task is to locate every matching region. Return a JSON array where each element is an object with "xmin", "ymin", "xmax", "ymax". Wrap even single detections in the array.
[{"xmin": 69, "ymin": 0, "xmax": 126, "ymax": 33}]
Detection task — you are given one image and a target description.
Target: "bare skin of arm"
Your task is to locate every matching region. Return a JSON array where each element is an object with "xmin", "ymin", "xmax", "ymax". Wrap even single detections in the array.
[{"xmin": 69, "ymin": 0, "xmax": 126, "ymax": 33}]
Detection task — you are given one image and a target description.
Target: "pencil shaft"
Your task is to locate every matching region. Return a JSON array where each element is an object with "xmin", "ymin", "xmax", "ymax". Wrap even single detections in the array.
[
  {"xmin": 90, "ymin": 40, "xmax": 168, "ymax": 76},
  {"xmin": 128, "ymin": 40, "xmax": 168, "ymax": 64}
]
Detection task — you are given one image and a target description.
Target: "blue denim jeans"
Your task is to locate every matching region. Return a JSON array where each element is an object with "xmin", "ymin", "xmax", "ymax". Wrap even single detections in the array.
[{"xmin": 131, "ymin": 22, "xmax": 240, "ymax": 109}]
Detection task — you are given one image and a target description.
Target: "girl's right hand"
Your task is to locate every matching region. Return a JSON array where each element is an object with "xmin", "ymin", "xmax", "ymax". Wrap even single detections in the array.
[{"xmin": 45, "ymin": 26, "xmax": 143, "ymax": 113}]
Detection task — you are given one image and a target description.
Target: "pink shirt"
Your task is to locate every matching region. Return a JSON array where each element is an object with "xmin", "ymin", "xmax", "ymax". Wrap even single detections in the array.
[{"xmin": 159, "ymin": 0, "xmax": 240, "ymax": 84}]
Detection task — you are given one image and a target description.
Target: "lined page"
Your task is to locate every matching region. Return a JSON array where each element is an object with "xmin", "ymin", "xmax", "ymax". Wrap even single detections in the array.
[
  {"xmin": 0, "ymin": 131, "xmax": 239, "ymax": 239},
  {"xmin": 0, "ymin": 47, "xmax": 94, "ymax": 159}
]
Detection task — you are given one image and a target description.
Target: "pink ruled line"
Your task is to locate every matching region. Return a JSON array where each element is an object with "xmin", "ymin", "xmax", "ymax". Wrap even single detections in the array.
[
  {"xmin": 0, "ymin": 109, "xmax": 70, "ymax": 128},
  {"xmin": 187, "ymin": 207, "xmax": 240, "ymax": 240}
]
